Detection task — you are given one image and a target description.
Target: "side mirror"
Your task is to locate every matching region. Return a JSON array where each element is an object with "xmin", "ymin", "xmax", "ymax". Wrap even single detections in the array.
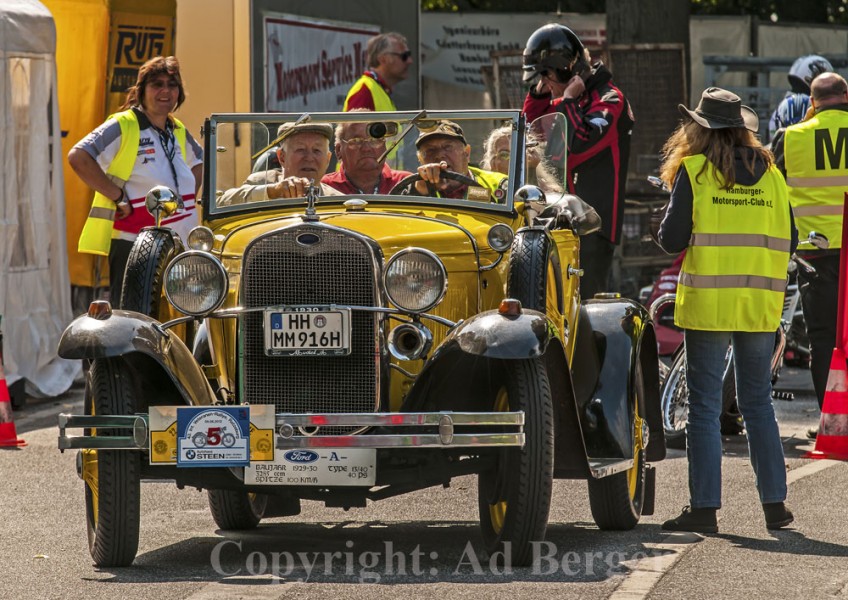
[{"xmin": 145, "ymin": 186, "xmax": 183, "ymax": 226}]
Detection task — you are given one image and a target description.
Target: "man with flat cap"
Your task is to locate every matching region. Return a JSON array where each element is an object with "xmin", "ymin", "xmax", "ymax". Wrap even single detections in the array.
[
  {"xmin": 411, "ymin": 120, "xmax": 508, "ymax": 203},
  {"xmin": 219, "ymin": 121, "xmax": 341, "ymax": 206}
]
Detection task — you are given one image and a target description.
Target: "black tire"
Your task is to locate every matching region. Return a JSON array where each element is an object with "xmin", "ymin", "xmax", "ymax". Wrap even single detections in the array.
[
  {"xmin": 120, "ymin": 229, "xmax": 195, "ymax": 344},
  {"xmin": 84, "ymin": 358, "xmax": 140, "ymax": 567},
  {"xmin": 478, "ymin": 358, "xmax": 554, "ymax": 567},
  {"xmin": 508, "ymin": 230, "xmax": 551, "ymax": 312},
  {"xmin": 587, "ymin": 362, "xmax": 647, "ymax": 530},
  {"xmin": 207, "ymin": 490, "xmax": 268, "ymax": 530},
  {"xmin": 120, "ymin": 229, "xmax": 180, "ymax": 317},
  {"xmin": 660, "ymin": 350, "xmax": 688, "ymax": 450}
]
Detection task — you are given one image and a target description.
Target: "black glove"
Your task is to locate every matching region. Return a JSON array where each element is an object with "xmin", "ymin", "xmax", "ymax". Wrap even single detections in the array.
[
  {"xmin": 572, "ymin": 58, "xmax": 591, "ymax": 82},
  {"xmin": 528, "ymin": 84, "xmax": 552, "ymax": 100}
]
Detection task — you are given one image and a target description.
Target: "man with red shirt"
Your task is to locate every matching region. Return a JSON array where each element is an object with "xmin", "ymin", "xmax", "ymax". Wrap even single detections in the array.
[
  {"xmin": 344, "ymin": 32, "xmax": 412, "ymax": 112},
  {"xmin": 322, "ymin": 120, "xmax": 411, "ymax": 195},
  {"xmin": 522, "ymin": 23, "xmax": 634, "ymax": 300}
]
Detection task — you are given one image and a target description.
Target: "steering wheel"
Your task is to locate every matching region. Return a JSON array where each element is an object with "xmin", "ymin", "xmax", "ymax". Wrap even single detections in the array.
[{"xmin": 389, "ymin": 169, "xmax": 480, "ymax": 196}]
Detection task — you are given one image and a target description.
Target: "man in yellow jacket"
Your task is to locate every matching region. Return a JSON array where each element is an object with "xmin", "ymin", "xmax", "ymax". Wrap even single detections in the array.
[
  {"xmin": 343, "ymin": 32, "xmax": 412, "ymax": 112},
  {"xmin": 771, "ymin": 72, "xmax": 848, "ymax": 427}
]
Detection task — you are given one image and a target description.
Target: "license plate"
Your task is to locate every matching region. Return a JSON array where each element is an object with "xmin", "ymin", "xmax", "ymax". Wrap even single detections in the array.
[
  {"xmin": 264, "ymin": 307, "xmax": 351, "ymax": 356},
  {"xmin": 244, "ymin": 448, "xmax": 376, "ymax": 486}
]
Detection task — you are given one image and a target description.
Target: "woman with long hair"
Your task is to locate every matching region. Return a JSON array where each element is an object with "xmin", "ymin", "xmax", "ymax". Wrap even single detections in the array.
[{"xmin": 657, "ymin": 87, "xmax": 797, "ymax": 533}]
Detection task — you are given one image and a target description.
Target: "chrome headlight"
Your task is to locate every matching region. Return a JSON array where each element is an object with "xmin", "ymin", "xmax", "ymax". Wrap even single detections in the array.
[
  {"xmin": 383, "ymin": 248, "xmax": 447, "ymax": 313},
  {"xmin": 164, "ymin": 251, "xmax": 228, "ymax": 316},
  {"xmin": 187, "ymin": 226, "xmax": 214, "ymax": 251},
  {"xmin": 487, "ymin": 223, "xmax": 514, "ymax": 252}
]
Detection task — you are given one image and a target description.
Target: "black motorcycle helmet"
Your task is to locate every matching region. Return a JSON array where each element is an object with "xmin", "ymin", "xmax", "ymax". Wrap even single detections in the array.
[{"xmin": 522, "ymin": 23, "xmax": 586, "ymax": 83}]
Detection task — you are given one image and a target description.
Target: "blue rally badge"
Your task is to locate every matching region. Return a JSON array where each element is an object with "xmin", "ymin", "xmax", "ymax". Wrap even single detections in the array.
[{"xmin": 176, "ymin": 406, "xmax": 251, "ymax": 467}]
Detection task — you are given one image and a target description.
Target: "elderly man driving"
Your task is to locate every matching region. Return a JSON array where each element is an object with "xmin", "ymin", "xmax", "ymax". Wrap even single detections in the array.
[
  {"xmin": 414, "ymin": 120, "xmax": 508, "ymax": 202},
  {"xmin": 219, "ymin": 122, "xmax": 340, "ymax": 206}
]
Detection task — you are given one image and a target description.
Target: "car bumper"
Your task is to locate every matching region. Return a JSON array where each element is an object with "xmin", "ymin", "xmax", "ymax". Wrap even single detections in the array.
[{"xmin": 58, "ymin": 410, "xmax": 525, "ymax": 452}]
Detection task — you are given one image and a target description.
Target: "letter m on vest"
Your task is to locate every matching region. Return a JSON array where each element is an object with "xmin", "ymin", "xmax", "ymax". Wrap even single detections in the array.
[{"xmin": 815, "ymin": 128, "xmax": 848, "ymax": 170}]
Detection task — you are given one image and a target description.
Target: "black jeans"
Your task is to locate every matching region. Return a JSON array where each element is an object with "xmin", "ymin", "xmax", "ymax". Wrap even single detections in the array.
[
  {"xmin": 579, "ymin": 233, "xmax": 616, "ymax": 301},
  {"xmin": 798, "ymin": 253, "xmax": 840, "ymax": 409},
  {"xmin": 108, "ymin": 238, "xmax": 135, "ymax": 306}
]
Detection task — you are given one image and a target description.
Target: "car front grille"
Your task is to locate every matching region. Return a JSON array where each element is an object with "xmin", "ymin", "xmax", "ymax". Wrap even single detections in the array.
[{"xmin": 241, "ymin": 224, "xmax": 380, "ymax": 434}]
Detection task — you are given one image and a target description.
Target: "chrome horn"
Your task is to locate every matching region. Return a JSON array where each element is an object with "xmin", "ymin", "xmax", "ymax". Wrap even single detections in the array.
[
  {"xmin": 145, "ymin": 185, "xmax": 184, "ymax": 226},
  {"xmin": 387, "ymin": 321, "xmax": 433, "ymax": 361}
]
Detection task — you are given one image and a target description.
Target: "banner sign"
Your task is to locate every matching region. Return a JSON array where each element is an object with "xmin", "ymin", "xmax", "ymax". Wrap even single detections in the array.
[
  {"xmin": 105, "ymin": 11, "xmax": 175, "ymax": 117},
  {"xmin": 264, "ymin": 14, "xmax": 379, "ymax": 112},
  {"xmin": 420, "ymin": 12, "xmax": 605, "ymax": 91}
]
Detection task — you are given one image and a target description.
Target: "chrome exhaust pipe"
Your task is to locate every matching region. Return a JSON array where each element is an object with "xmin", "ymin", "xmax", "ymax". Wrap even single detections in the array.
[{"xmin": 388, "ymin": 322, "xmax": 433, "ymax": 361}]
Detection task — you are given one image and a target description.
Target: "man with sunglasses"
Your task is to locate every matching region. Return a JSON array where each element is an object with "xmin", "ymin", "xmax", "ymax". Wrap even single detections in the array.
[
  {"xmin": 343, "ymin": 32, "xmax": 412, "ymax": 112},
  {"xmin": 521, "ymin": 23, "xmax": 634, "ymax": 300},
  {"xmin": 322, "ymin": 118, "xmax": 412, "ymax": 194}
]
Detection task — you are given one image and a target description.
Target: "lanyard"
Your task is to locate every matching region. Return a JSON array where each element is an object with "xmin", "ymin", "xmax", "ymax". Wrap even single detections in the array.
[{"xmin": 153, "ymin": 122, "xmax": 181, "ymax": 195}]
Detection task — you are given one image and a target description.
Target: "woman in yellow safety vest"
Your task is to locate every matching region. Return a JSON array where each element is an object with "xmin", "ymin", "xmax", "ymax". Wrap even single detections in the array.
[
  {"xmin": 69, "ymin": 56, "xmax": 203, "ymax": 304},
  {"xmin": 656, "ymin": 87, "xmax": 798, "ymax": 534}
]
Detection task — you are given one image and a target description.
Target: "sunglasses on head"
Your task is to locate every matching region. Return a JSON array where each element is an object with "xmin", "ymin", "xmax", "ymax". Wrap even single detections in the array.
[{"xmin": 387, "ymin": 50, "xmax": 412, "ymax": 61}]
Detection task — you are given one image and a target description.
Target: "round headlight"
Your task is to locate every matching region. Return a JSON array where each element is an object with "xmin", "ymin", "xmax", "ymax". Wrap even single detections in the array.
[
  {"xmin": 164, "ymin": 251, "xmax": 228, "ymax": 316},
  {"xmin": 187, "ymin": 226, "xmax": 214, "ymax": 251},
  {"xmin": 384, "ymin": 248, "xmax": 447, "ymax": 313},
  {"xmin": 487, "ymin": 223, "xmax": 514, "ymax": 252}
]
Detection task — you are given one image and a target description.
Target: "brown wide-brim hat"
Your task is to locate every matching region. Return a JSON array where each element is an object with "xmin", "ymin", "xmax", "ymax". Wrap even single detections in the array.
[{"xmin": 679, "ymin": 87, "xmax": 759, "ymax": 133}]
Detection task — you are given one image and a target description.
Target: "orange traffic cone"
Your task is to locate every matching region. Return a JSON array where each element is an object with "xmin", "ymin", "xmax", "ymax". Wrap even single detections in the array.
[
  {"xmin": 805, "ymin": 348, "xmax": 848, "ymax": 460},
  {"xmin": 0, "ymin": 361, "xmax": 26, "ymax": 448}
]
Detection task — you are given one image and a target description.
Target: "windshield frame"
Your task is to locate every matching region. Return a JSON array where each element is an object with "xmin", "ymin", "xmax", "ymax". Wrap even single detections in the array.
[{"xmin": 201, "ymin": 109, "xmax": 523, "ymax": 219}]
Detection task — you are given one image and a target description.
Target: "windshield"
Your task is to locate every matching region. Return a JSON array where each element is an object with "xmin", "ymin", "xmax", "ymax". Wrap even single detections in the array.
[{"xmin": 204, "ymin": 110, "xmax": 567, "ymax": 217}]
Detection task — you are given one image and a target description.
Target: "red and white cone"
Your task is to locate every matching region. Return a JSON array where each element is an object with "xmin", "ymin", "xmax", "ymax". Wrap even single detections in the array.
[
  {"xmin": 0, "ymin": 362, "xmax": 26, "ymax": 448},
  {"xmin": 805, "ymin": 348, "xmax": 848, "ymax": 460}
]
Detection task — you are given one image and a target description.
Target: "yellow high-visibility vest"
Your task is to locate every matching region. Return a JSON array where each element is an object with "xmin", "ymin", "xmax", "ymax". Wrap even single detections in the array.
[
  {"xmin": 343, "ymin": 74, "xmax": 396, "ymax": 112},
  {"xmin": 468, "ymin": 166, "xmax": 507, "ymax": 202},
  {"xmin": 675, "ymin": 154, "xmax": 791, "ymax": 332},
  {"xmin": 784, "ymin": 109, "xmax": 848, "ymax": 249},
  {"xmin": 78, "ymin": 109, "xmax": 188, "ymax": 256}
]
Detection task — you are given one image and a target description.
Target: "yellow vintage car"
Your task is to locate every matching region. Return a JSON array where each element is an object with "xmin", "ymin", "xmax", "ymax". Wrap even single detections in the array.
[{"xmin": 57, "ymin": 109, "xmax": 665, "ymax": 568}]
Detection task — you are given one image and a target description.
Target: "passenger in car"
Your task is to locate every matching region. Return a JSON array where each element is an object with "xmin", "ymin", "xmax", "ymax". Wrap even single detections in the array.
[
  {"xmin": 480, "ymin": 125, "xmax": 562, "ymax": 194},
  {"xmin": 414, "ymin": 120, "xmax": 508, "ymax": 203},
  {"xmin": 322, "ymin": 118, "xmax": 411, "ymax": 194},
  {"xmin": 218, "ymin": 122, "xmax": 341, "ymax": 206}
]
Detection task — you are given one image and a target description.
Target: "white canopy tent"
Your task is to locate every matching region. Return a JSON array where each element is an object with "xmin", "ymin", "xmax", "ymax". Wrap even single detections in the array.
[{"xmin": 0, "ymin": 0, "xmax": 79, "ymax": 397}]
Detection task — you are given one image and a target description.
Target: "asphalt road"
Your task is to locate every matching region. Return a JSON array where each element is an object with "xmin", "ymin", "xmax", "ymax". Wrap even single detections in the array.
[{"xmin": 1, "ymin": 364, "xmax": 847, "ymax": 599}]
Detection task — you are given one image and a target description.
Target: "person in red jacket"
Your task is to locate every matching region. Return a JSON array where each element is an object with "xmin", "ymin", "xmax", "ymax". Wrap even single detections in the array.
[{"xmin": 521, "ymin": 23, "xmax": 634, "ymax": 300}]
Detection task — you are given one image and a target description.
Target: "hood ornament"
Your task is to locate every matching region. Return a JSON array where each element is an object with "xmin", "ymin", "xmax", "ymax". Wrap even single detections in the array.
[{"xmin": 302, "ymin": 179, "xmax": 319, "ymax": 222}]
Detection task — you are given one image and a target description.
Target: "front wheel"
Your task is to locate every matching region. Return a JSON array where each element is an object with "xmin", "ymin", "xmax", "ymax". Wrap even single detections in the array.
[
  {"xmin": 207, "ymin": 490, "xmax": 268, "ymax": 530},
  {"xmin": 587, "ymin": 362, "xmax": 647, "ymax": 530},
  {"xmin": 84, "ymin": 358, "xmax": 141, "ymax": 567},
  {"xmin": 478, "ymin": 358, "xmax": 553, "ymax": 567}
]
